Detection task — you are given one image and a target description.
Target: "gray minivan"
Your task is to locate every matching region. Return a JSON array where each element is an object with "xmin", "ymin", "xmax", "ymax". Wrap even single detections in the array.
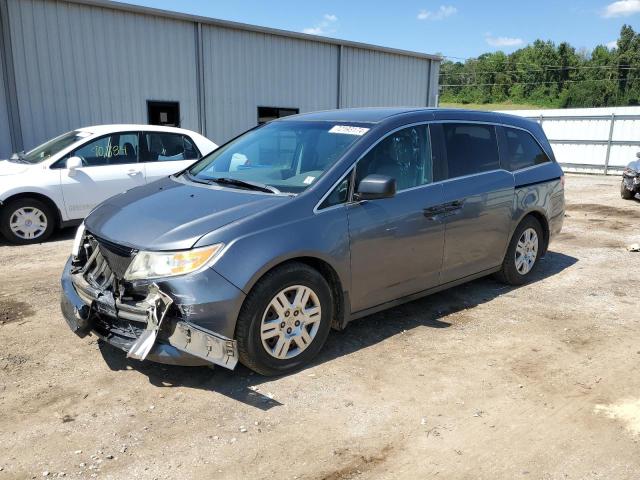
[{"xmin": 61, "ymin": 108, "xmax": 565, "ymax": 376}]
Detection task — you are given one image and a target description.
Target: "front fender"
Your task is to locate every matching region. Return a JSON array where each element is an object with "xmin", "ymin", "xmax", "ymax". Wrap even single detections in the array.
[
  {"xmin": 0, "ymin": 184, "xmax": 66, "ymax": 221},
  {"xmin": 212, "ymin": 206, "xmax": 351, "ymax": 296}
]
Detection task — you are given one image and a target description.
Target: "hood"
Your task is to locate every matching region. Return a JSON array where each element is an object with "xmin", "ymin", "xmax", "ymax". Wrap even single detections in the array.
[
  {"xmin": 84, "ymin": 176, "xmax": 289, "ymax": 251},
  {"xmin": 0, "ymin": 160, "xmax": 31, "ymax": 176}
]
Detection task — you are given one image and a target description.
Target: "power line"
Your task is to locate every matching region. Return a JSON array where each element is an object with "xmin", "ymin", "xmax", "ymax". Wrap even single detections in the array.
[{"xmin": 440, "ymin": 77, "xmax": 635, "ymax": 88}]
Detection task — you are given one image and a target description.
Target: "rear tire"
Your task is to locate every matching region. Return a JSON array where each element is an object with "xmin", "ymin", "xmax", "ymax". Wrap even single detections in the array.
[
  {"xmin": 0, "ymin": 198, "xmax": 55, "ymax": 245},
  {"xmin": 495, "ymin": 216, "xmax": 543, "ymax": 286},
  {"xmin": 235, "ymin": 262, "xmax": 333, "ymax": 376},
  {"xmin": 621, "ymin": 180, "xmax": 635, "ymax": 200}
]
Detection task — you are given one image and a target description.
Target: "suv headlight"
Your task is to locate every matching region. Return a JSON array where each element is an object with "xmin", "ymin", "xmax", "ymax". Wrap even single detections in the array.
[{"xmin": 124, "ymin": 244, "xmax": 224, "ymax": 281}]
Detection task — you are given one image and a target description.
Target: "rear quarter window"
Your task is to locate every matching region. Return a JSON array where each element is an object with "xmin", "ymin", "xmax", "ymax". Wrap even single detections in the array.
[{"xmin": 501, "ymin": 127, "xmax": 550, "ymax": 171}]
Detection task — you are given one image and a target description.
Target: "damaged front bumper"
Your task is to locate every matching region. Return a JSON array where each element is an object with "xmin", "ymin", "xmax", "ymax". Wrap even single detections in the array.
[{"xmin": 60, "ymin": 257, "xmax": 241, "ymax": 369}]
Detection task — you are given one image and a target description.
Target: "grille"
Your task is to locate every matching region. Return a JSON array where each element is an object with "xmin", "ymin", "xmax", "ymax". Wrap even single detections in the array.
[
  {"xmin": 98, "ymin": 243, "xmax": 134, "ymax": 279},
  {"xmin": 81, "ymin": 233, "xmax": 135, "ymax": 286}
]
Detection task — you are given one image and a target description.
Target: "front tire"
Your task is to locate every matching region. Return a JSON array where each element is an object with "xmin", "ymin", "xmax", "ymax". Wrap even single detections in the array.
[
  {"xmin": 621, "ymin": 180, "xmax": 635, "ymax": 200},
  {"xmin": 495, "ymin": 216, "xmax": 543, "ymax": 286},
  {"xmin": 0, "ymin": 198, "xmax": 55, "ymax": 245},
  {"xmin": 235, "ymin": 262, "xmax": 333, "ymax": 376}
]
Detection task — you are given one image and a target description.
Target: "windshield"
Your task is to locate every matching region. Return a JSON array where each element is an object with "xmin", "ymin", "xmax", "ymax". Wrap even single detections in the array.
[
  {"xmin": 18, "ymin": 130, "xmax": 92, "ymax": 164},
  {"xmin": 188, "ymin": 121, "xmax": 369, "ymax": 194}
]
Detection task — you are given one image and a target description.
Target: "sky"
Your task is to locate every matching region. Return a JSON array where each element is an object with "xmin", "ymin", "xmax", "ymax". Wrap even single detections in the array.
[{"xmin": 117, "ymin": 0, "xmax": 640, "ymax": 59}]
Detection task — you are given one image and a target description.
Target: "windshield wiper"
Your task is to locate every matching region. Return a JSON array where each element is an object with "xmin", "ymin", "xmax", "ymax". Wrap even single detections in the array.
[
  {"xmin": 205, "ymin": 177, "xmax": 281, "ymax": 194},
  {"xmin": 183, "ymin": 171, "xmax": 211, "ymax": 185}
]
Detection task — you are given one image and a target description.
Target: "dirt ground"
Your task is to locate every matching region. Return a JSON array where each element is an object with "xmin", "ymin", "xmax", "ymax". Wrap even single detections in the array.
[{"xmin": 1, "ymin": 173, "xmax": 640, "ymax": 480}]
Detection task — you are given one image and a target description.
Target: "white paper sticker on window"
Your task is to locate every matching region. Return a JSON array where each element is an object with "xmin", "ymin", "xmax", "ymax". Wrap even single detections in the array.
[
  {"xmin": 303, "ymin": 176, "xmax": 316, "ymax": 185},
  {"xmin": 329, "ymin": 125, "xmax": 370, "ymax": 136}
]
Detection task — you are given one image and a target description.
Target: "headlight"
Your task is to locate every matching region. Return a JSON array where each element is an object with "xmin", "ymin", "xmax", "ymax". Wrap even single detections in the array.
[
  {"xmin": 124, "ymin": 244, "xmax": 224, "ymax": 281},
  {"xmin": 71, "ymin": 222, "xmax": 85, "ymax": 258},
  {"xmin": 624, "ymin": 167, "xmax": 638, "ymax": 176}
]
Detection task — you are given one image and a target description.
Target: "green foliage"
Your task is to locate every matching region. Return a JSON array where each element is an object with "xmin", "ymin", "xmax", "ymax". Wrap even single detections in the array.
[{"xmin": 440, "ymin": 25, "xmax": 640, "ymax": 108}]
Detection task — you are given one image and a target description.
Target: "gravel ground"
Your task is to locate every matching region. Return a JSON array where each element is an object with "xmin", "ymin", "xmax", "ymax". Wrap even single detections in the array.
[{"xmin": 1, "ymin": 173, "xmax": 639, "ymax": 479}]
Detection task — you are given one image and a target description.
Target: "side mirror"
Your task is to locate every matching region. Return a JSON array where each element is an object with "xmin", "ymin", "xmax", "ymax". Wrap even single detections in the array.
[
  {"xmin": 66, "ymin": 156, "xmax": 83, "ymax": 175},
  {"xmin": 355, "ymin": 174, "xmax": 396, "ymax": 201},
  {"xmin": 636, "ymin": 152, "xmax": 640, "ymax": 159}
]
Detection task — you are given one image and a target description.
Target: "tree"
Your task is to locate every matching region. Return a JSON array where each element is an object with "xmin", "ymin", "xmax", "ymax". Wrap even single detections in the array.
[{"xmin": 439, "ymin": 25, "xmax": 640, "ymax": 108}]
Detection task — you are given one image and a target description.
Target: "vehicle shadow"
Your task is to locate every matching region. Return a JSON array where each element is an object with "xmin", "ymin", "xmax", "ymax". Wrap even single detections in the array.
[{"xmin": 99, "ymin": 250, "xmax": 577, "ymax": 410}]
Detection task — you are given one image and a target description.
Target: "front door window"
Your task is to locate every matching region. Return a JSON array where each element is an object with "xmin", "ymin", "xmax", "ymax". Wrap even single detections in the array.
[
  {"xmin": 71, "ymin": 133, "xmax": 139, "ymax": 166},
  {"xmin": 356, "ymin": 125, "xmax": 432, "ymax": 191}
]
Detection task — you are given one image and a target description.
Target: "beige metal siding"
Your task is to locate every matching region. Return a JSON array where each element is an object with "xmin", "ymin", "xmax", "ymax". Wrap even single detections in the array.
[
  {"xmin": 201, "ymin": 26, "xmax": 339, "ymax": 143},
  {"xmin": 7, "ymin": 0, "xmax": 199, "ymax": 149},
  {"xmin": 340, "ymin": 47, "xmax": 433, "ymax": 108}
]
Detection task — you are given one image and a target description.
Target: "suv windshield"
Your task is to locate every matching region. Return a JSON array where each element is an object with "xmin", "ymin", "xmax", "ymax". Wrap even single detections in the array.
[
  {"xmin": 17, "ymin": 130, "xmax": 92, "ymax": 164},
  {"xmin": 188, "ymin": 121, "xmax": 369, "ymax": 194}
]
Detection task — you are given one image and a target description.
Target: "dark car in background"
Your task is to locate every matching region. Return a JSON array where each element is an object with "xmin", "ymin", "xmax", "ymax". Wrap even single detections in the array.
[
  {"xmin": 621, "ymin": 152, "xmax": 640, "ymax": 200},
  {"xmin": 61, "ymin": 108, "xmax": 565, "ymax": 376}
]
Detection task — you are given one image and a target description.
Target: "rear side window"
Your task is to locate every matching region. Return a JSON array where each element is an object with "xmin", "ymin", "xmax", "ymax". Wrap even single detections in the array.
[
  {"xmin": 441, "ymin": 123, "xmax": 499, "ymax": 178},
  {"xmin": 141, "ymin": 133, "xmax": 201, "ymax": 162},
  {"xmin": 502, "ymin": 127, "xmax": 550, "ymax": 171}
]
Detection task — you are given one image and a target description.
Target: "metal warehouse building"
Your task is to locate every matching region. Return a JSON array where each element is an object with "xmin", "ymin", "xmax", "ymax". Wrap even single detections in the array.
[{"xmin": 0, "ymin": 0, "xmax": 441, "ymax": 157}]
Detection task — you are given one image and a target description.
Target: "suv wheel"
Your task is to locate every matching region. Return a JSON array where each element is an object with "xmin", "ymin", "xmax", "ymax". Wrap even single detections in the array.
[
  {"xmin": 621, "ymin": 180, "xmax": 635, "ymax": 200},
  {"xmin": 235, "ymin": 262, "xmax": 333, "ymax": 376},
  {"xmin": 0, "ymin": 198, "xmax": 55, "ymax": 245},
  {"xmin": 495, "ymin": 216, "xmax": 543, "ymax": 286}
]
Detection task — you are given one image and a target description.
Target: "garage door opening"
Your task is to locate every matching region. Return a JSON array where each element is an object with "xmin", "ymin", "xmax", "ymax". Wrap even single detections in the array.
[{"xmin": 148, "ymin": 101, "xmax": 180, "ymax": 127}]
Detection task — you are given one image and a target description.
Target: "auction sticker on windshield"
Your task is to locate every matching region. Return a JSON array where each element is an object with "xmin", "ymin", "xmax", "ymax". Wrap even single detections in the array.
[{"xmin": 329, "ymin": 125, "xmax": 370, "ymax": 136}]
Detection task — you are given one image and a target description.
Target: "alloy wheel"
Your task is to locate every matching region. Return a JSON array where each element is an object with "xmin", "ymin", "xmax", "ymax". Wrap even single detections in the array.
[
  {"xmin": 515, "ymin": 227, "xmax": 538, "ymax": 275},
  {"xmin": 260, "ymin": 285, "xmax": 322, "ymax": 360}
]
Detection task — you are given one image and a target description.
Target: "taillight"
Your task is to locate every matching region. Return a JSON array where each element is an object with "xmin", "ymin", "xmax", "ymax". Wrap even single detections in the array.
[{"xmin": 560, "ymin": 175, "xmax": 565, "ymax": 188}]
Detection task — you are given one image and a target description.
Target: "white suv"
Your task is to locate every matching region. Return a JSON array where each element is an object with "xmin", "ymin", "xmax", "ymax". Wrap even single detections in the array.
[{"xmin": 0, "ymin": 125, "xmax": 217, "ymax": 244}]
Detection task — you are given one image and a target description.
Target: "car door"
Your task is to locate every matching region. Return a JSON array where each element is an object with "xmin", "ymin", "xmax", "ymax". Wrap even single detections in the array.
[
  {"xmin": 430, "ymin": 122, "xmax": 514, "ymax": 284},
  {"xmin": 58, "ymin": 132, "xmax": 145, "ymax": 219},
  {"xmin": 347, "ymin": 124, "xmax": 446, "ymax": 313},
  {"xmin": 141, "ymin": 132, "xmax": 201, "ymax": 183}
]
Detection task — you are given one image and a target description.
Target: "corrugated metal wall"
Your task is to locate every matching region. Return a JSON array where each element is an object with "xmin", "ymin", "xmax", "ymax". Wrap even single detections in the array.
[
  {"xmin": 0, "ymin": 0, "xmax": 440, "ymax": 153},
  {"xmin": 7, "ymin": 0, "xmax": 199, "ymax": 150},
  {"xmin": 340, "ymin": 47, "xmax": 432, "ymax": 108},
  {"xmin": 0, "ymin": 35, "xmax": 12, "ymax": 157},
  {"xmin": 201, "ymin": 26, "xmax": 339, "ymax": 143}
]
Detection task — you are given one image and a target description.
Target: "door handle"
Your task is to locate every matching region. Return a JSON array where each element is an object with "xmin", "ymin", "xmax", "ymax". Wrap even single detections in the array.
[
  {"xmin": 423, "ymin": 206, "xmax": 442, "ymax": 220},
  {"xmin": 423, "ymin": 199, "xmax": 465, "ymax": 220},
  {"xmin": 127, "ymin": 169, "xmax": 142, "ymax": 176},
  {"xmin": 440, "ymin": 199, "xmax": 465, "ymax": 215}
]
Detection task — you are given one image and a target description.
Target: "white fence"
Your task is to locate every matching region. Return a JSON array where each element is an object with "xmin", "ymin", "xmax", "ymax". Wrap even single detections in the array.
[{"xmin": 496, "ymin": 106, "xmax": 640, "ymax": 175}]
